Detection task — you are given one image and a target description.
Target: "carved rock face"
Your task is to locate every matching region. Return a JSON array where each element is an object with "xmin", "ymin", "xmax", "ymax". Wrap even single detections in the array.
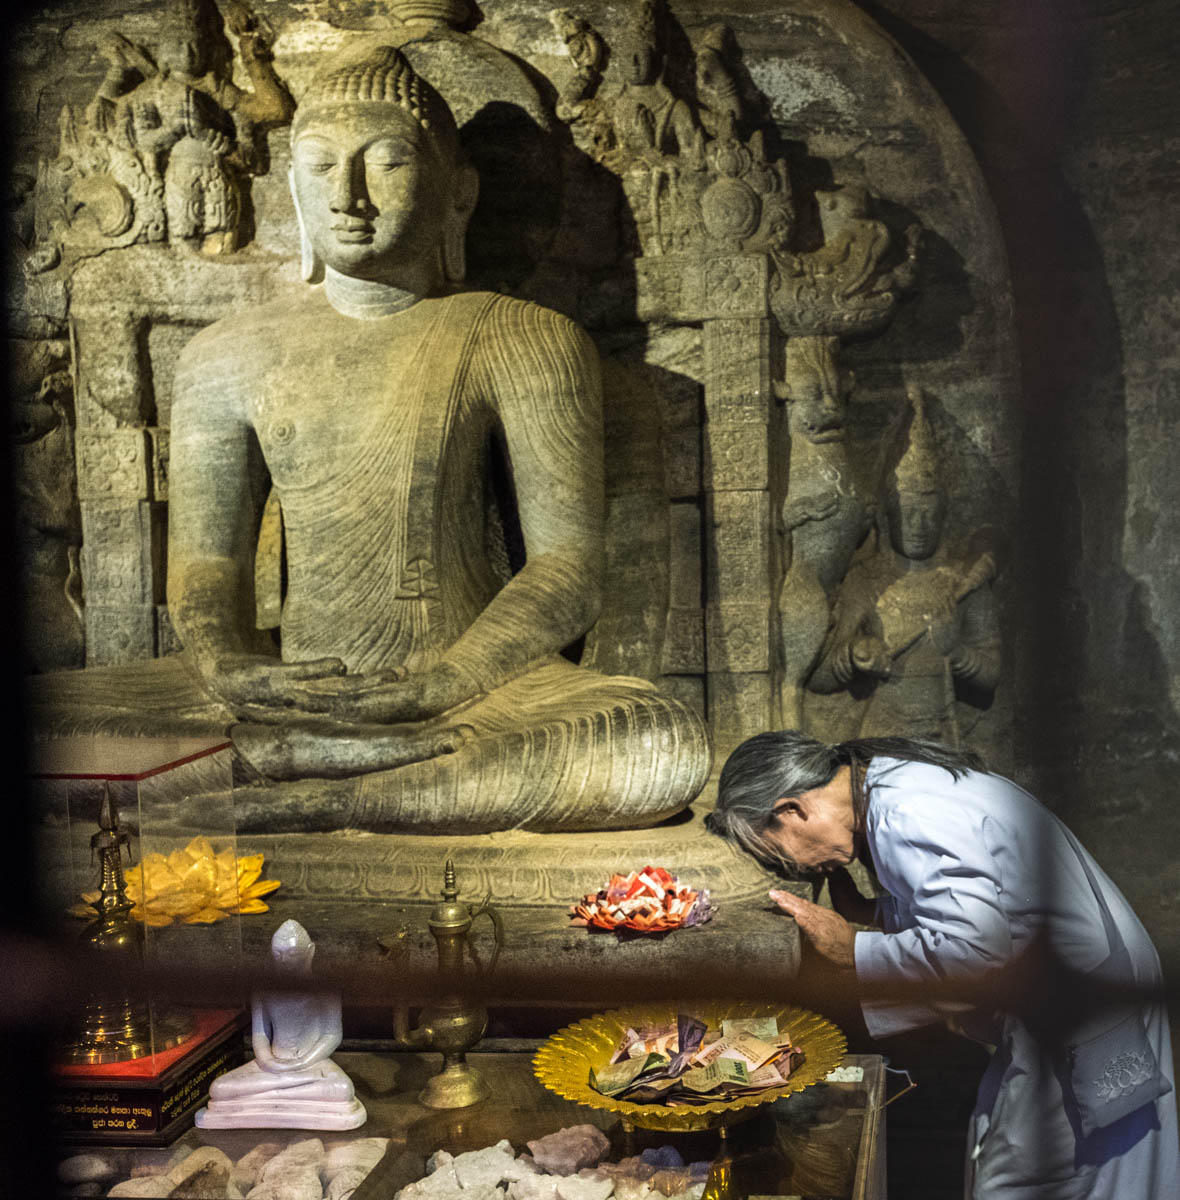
[
  {"xmin": 888, "ymin": 489, "xmax": 946, "ymax": 561},
  {"xmin": 291, "ymin": 102, "xmax": 451, "ymax": 284},
  {"xmin": 786, "ymin": 372, "xmax": 846, "ymax": 444},
  {"xmin": 618, "ymin": 37, "xmax": 660, "ymax": 88}
]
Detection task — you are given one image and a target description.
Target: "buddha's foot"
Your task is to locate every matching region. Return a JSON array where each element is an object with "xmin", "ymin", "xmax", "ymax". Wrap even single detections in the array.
[{"xmin": 232, "ymin": 719, "xmax": 473, "ymax": 781}]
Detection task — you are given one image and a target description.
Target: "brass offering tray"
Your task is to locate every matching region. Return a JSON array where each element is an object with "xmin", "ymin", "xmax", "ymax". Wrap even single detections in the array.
[{"xmin": 533, "ymin": 1003, "xmax": 847, "ymax": 1134}]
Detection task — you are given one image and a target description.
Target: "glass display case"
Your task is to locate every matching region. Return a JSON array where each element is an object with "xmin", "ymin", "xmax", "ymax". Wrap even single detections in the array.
[
  {"xmin": 51, "ymin": 1049, "xmax": 886, "ymax": 1199},
  {"xmin": 32, "ymin": 736, "xmax": 247, "ymax": 1144}
]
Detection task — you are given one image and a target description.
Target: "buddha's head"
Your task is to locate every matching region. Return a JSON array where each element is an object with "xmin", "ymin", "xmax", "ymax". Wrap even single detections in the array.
[
  {"xmin": 887, "ymin": 387, "xmax": 945, "ymax": 560},
  {"xmin": 271, "ymin": 919, "xmax": 315, "ymax": 973},
  {"xmin": 290, "ymin": 46, "xmax": 478, "ymax": 289}
]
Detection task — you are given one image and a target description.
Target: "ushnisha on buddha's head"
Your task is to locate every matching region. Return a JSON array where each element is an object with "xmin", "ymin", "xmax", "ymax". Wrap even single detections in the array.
[{"xmin": 289, "ymin": 45, "xmax": 478, "ymax": 292}]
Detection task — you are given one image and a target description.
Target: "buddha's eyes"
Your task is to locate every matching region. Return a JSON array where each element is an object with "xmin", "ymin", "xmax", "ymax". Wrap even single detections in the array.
[
  {"xmin": 295, "ymin": 145, "xmax": 337, "ymax": 175},
  {"xmin": 365, "ymin": 145, "xmax": 409, "ymax": 172}
]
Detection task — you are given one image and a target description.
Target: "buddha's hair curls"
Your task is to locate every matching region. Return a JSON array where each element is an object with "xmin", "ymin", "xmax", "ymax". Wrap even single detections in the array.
[
  {"xmin": 705, "ymin": 730, "xmax": 985, "ymax": 877},
  {"xmin": 294, "ymin": 45, "xmax": 461, "ymax": 165}
]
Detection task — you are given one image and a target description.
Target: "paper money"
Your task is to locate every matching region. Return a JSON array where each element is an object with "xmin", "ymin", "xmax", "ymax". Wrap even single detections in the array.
[
  {"xmin": 692, "ymin": 1029, "xmax": 781, "ymax": 1071},
  {"xmin": 590, "ymin": 1013, "xmax": 806, "ymax": 1106},
  {"xmin": 721, "ymin": 1017, "xmax": 779, "ymax": 1041},
  {"xmin": 590, "ymin": 1051, "xmax": 670, "ymax": 1095},
  {"xmin": 679, "ymin": 1058, "xmax": 751, "ymax": 1092},
  {"xmin": 624, "ymin": 1023, "xmax": 679, "ymax": 1059}
]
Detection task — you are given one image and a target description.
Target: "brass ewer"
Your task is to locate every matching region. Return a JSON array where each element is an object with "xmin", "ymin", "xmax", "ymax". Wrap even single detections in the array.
[{"xmin": 389, "ymin": 860, "xmax": 504, "ymax": 1108}]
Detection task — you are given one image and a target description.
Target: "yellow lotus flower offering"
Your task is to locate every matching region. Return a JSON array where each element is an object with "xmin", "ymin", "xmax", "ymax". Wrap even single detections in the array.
[{"xmin": 70, "ymin": 837, "xmax": 280, "ymax": 927}]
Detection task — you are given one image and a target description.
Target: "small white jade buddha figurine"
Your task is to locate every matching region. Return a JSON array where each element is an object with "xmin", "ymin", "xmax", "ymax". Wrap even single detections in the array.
[{"xmin": 196, "ymin": 920, "xmax": 366, "ymax": 1130}]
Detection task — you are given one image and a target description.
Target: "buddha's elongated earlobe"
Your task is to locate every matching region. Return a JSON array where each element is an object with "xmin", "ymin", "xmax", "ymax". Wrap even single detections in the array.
[
  {"xmin": 443, "ymin": 163, "xmax": 479, "ymax": 284},
  {"xmin": 290, "ymin": 168, "xmax": 325, "ymax": 284}
]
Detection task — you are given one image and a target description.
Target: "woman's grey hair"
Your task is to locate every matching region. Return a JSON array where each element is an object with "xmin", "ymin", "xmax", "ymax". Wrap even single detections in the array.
[{"xmin": 705, "ymin": 731, "xmax": 985, "ymax": 876}]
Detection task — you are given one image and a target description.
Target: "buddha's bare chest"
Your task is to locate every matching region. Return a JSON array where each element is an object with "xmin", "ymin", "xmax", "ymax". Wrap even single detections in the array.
[{"xmin": 247, "ymin": 333, "xmax": 444, "ymax": 489}]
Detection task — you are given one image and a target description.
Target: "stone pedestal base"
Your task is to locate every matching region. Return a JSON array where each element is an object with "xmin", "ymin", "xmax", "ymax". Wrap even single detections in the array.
[
  {"xmin": 194, "ymin": 1096, "xmax": 366, "ymax": 1130},
  {"xmin": 236, "ymin": 804, "xmax": 812, "ymax": 986},
  {"xmin": 242, "ymin": 801, "xmax": 777, "ymax": 912}
]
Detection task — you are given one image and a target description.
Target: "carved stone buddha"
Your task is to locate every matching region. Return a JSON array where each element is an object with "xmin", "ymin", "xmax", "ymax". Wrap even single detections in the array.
[{"xmin": 34, "ymin": 46, "xmax": 710, "ymax": 834}]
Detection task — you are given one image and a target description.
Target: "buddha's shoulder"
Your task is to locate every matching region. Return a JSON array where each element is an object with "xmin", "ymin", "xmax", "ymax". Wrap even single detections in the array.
[
  {"xmin": 178, "ymin": 290, "xmax": 329, "ymax": 367},
  {"xmin": 471, "ymin": 291, "xmax": 583, "ymax": 331},
  {"xmin": 464, "ymin": 291, "xmax": 592, "ymax": 356}
]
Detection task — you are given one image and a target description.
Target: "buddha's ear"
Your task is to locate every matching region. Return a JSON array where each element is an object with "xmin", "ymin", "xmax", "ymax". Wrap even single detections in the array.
[
  {"xmin": 443, "ymin": 162, "xmax": 479, "ymax": 284},
  {"xmin": 289, "ymin": 167, "xmax": 325, "ymax": 285}
]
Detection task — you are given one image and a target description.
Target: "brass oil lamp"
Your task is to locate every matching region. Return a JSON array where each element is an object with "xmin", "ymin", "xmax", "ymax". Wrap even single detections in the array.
[{"xmin": 390, "ymin": 860, "xmax": 504, "ymax": 1108}]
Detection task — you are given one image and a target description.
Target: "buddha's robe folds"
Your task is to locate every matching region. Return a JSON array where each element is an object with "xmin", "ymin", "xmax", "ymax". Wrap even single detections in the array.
[{"xmin": 32, "ymin": 290, "xmax": 710, "ymax": 834}]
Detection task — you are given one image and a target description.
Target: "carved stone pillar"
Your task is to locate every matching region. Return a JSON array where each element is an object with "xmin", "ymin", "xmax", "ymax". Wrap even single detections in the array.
[
  {"xmin": 702, "ymin": 313, "xmax": 776, "ymax": 754},
  {"xmin": 637, "ymin": 253, "xmax": 780, "ymax": 757}
]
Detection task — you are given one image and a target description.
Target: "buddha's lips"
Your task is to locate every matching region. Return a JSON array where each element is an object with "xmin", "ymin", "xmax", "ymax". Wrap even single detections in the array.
[{"xmin": 332, "ymin": 224, "xmax": 374, "ymax": 242}]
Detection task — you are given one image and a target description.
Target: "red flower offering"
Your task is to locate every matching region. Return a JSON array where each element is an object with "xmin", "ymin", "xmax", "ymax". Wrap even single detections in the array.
[{"xmin": 571, "ymin": 866, "xmax": 716, "ymax": 932}]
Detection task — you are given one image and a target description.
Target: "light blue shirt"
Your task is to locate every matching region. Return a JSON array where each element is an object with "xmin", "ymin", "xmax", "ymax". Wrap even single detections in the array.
[{"xmin": 853, "ymin": 758, "xmax": 1178, "ymax": 1198}]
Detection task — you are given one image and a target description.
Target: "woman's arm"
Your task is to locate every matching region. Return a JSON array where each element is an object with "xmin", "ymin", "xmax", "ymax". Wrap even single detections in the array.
[{"xmin": 853, "ymin": 799, "xmax": 1012, "ymax": 1037}]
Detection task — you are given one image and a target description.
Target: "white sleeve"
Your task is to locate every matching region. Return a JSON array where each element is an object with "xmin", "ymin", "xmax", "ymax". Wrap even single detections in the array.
[{"xmin": 855, "ymin": 797, "xmax": 1013, "ymax": 1038}]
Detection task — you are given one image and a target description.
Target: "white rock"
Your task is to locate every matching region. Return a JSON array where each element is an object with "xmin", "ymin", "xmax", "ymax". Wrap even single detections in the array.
[
  {"xmin": 165, "ymin": 1147, "xmax": 234, "ymax": 1197},
  {"xmin": 323, "ymin": 1137, "xmax": 389, "ymax": 1181},
  {"xmin": 326, "ymin": 1166, "xmax": 369, "ymax": 1200},
  {"xmin": 230, "ymin": 1143, "xmax": 283, "ymax": 1193},
  {"xmin": 509, "ymin": 1174, "xmax": 560, "ymax": 1200},
  {"xmin": 612, "ymin": 1180, "xmax": 651, "ymax": 1200},
  {"xmin": 426, "ymin": 1150, "xmax": 454, "ymax": 1175},
  {"xmin": 396, "ymin": 1159, "xmax": 460, "ymax": 1200},
  {"xmin": 555, "ymin": 1176, "xmax": 614, "ymax": 1200},
  {"xmin": 107, "ymin": 1180, "xmax": 174, "ymax": 1198},
  {"xmin": 256, "ymin": 1139, "xmax": 325, "ymax": 1186},
  {"xmin": 452, "ymin": 1142, "xmax": 532, "ymax": 1190},
  {"xmin": 59, "ymin": 1154, "xmax": 119, "ymax": 1185},
  {"xmin": 246, "ymin": 1164, "xmax": 324, "ymax": 1200}
]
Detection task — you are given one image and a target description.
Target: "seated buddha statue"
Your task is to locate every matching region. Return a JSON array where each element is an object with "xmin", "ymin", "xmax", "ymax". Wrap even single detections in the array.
[
  {"xmin": 196, "ymin": 920, "xmax": 365, "ymax": 1130},
  {"xmin": 35, "ymin": 46, "xmax": 710, "ymax": 834}
]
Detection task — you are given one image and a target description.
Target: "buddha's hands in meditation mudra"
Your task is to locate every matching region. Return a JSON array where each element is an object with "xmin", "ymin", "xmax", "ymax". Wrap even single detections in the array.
[{"xmin": 217, "ymin": 654, "xmax": 478, "ymax": 727}]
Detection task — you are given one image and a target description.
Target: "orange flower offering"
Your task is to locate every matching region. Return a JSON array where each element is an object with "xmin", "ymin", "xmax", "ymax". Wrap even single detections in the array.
[
  {"xmin": 571, "ymin": 866, "xmax": 715, "ymax": 932},
  {"xmin": 69, "ymin": 837, "xmax": 281, "ymax": 927}
]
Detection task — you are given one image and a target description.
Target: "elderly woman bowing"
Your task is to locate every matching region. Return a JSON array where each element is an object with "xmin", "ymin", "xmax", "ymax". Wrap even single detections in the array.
[{"xmin": 707, "ymin": 731, "xmax": 1178, "ymax": 1199}]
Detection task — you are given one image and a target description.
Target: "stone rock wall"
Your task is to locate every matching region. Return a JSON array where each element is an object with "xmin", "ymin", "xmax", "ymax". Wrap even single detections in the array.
[{"xmin": 858, "ymin": 0, "xmax": 1180, "ymax": 927}]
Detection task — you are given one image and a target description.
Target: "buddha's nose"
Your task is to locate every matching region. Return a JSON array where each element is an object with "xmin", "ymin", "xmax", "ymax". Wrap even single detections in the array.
[{"xmin": 330, "ymin": 160, "xmax": 368, "ymax": 214}]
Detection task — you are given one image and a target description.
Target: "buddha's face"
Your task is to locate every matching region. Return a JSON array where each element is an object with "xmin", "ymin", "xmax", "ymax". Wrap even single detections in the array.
[
  {"xmin": 291, "ymin": 103, "xmax": 451, "ymax": 284},
  {"xmin": 889, "ymin": 488, "xmax": 945, "ymax": 560},
  {"xmin": 274, "ymin": 942, "xmax": 315, "ymax": 973}
]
